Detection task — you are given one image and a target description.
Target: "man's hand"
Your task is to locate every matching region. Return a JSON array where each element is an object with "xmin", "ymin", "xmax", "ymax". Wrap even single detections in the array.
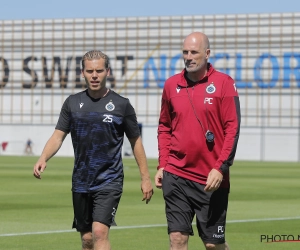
[
  {"xmin": 154, "ymin": 168, "xmax": 164, "ymax": 189},
  {"xmin": 204, "ymin": 168, "xmax": 223, "ymax": 192},
  {"xmin": 141, "ymin": 178, "xmax": 154, "ymax": 204},
  {"xmin": 33, "ymin": 160, "xmax": 47, "ymax": 179}
]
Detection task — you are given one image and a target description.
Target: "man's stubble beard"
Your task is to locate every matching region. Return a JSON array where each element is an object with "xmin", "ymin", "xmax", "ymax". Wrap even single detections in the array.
[{"xmin": 184, "ymin": 61, "xmax": 206, "ymax": 73}]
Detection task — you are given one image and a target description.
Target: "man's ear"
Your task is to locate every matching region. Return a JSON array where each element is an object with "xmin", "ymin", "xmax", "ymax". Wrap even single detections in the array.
[
  {"xmin": 107, "ymin": 68, "xmax": 111, "ymax": 76},
  {"xmin": 206, "ymin": 49, "xmax": 211, "ymax": 59},
  {"xmin": 81, "ymin": 70, "xmax": 84, "ymax": 78}
]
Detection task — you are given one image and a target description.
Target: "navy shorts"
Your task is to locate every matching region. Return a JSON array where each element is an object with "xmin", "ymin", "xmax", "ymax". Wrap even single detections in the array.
[
  {"xmin": 72, "ymin": 189, "xmax": 122, "ymax": 232},
  {"xmin": 162, "ymin": 171, "xmax": 229, "ymax": 244}
]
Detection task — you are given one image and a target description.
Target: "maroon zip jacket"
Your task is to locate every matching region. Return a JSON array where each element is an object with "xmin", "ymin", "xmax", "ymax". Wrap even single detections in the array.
[{"xmin": 157, "ymin": 64, "xmax": 240, "ymax": 188}]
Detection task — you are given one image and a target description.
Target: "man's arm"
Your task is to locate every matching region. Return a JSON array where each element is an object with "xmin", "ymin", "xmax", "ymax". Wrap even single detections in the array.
[
  {"xmin": 155, "ymin": 93, "xmax": 172, "ymax": 188},
  {"xmin": 33, "ymin": 129, "xmax": 67, "ymax": 179},
  {"xmin": 214, "ymin": 82, "xmax": 241, "ymax": 173},
  {"xmin": 128, "ymin": 136, "xmax": 153, "ymax": 204},
  {"xmin": 205, "ymin": 78, "xmax": 241, "ymax": 192},
  {"xmin": 157, "ymin": 97, "xmax": 172, "ymax": 170}
]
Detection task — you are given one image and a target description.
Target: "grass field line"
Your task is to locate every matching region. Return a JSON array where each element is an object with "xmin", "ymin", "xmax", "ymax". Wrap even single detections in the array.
[{"xmin": 1, "ymin": 216, "xmax": 300, "ymax": 237}]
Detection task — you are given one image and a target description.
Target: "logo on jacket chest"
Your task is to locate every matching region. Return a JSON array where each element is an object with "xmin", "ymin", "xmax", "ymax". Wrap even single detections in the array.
[
  {"xmin": 206, "ymin": 83, "xmax": 216, "ymax": 94},
  {"xmin": 105, "ymin": 101, "xmax": 115, "ymax": 111},
  {"xmin": 204, "ymin": 97, "xmax": 213, "ymax": 104},
  {"xmin": 204, "ymin": 83, "xmax": 216, "ymax": 104}
]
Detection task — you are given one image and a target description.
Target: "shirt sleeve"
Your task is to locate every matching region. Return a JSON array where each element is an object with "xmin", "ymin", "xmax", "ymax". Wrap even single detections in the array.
[
  {"xmin": 55, "ymin": 97, "xmax": 71, "ymax": 134},
  {"xmin": 214, "ymin": 78, "xmax": 241, "ymax": 174},
  {"xmin": 157, "ymin": 88, "xmax": 172, "ymax": 169},
  {"xmin": 123, "ymin": 100, "xmax": 140, "ymax": 139}
]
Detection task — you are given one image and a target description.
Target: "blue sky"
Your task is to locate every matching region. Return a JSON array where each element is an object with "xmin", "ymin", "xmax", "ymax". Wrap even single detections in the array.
[{"xmin": 0, "ymin": 0, "xmax": 299, "ymax": 20}]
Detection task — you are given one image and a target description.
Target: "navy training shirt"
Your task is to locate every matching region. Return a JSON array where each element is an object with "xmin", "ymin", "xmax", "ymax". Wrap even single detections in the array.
[{"xmin": 55, "ymin": 89, "xmax": 140, "ymax": 193}]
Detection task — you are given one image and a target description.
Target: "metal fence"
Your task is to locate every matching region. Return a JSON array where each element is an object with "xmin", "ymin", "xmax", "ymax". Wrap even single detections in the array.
[{"xmin": 1, "ymin": 13, "xmax": 300, "ymax": 128}]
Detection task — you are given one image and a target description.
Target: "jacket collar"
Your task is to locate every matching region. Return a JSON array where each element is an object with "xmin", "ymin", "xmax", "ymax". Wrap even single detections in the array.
[{"xmin": 178, "ymin": 63, "xmax": 215, "ymax": 87}]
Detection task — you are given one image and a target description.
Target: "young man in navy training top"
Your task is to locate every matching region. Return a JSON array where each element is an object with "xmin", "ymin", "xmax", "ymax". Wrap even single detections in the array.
[
  {"xmin": 155, "ymin": 32, "xmax": 241, "ymax": 250},
  {"xmin": 33, "ymin": 50, "xmax": 154, "ymax": 250}
]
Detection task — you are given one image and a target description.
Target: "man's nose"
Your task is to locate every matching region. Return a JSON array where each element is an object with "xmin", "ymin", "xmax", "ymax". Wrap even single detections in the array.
[
  {"xmin": 186, "ymin": 52, "xmax": 193, "ymax": 60},
  {"xmin": 92, "ymin": 71, "xmax": 98, "ymax": 77}
]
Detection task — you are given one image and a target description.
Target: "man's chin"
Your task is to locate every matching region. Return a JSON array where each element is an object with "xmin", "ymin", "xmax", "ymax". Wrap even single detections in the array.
[
  {"xmin": 185, "ymin": 68, "xmax": 197, "ymax": 73},
  {"xmin": 186, "ymin": 65, "xmax": 203, "ymax": 72},
  {"xmin": 89, "ymin": 85, "xmax": 101, "ymax": 90}
]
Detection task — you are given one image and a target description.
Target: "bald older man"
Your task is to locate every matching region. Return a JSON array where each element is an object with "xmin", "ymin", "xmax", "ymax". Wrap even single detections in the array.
[{"xmin": 155, "ymin": 32, "xmax": 241, "ymax": 250}]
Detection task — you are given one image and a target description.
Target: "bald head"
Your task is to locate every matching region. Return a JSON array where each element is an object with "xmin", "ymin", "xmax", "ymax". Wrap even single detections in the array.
[
  {"xmin": 182, "ymin": 32, "xmax": 211, "ymax": 76},
  {"xmin": 183, "ymin": 32, "xmax": 210, "ymax": 51}
]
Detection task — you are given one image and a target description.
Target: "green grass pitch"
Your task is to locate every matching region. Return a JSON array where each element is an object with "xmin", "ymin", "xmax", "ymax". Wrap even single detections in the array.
[{"xmin": 0, "ymin": 156, "xmax": 299, "ymax": 249}]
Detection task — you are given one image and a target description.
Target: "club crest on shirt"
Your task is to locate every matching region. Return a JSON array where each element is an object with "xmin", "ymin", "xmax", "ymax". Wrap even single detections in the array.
[
  {"xmin": 206, "ymin": 83, "xmax": 216, "ymax": 94},
  {"xmin": 176, "ymin": 86, "xmax": 181, "ymax": 93},
  {"xmin": 105, "ymin": 101, "xmax": 115, "ymax": 111}
]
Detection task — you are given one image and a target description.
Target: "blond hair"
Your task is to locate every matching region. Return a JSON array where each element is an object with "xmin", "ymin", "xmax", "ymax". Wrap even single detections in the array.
[{"xmin": 81, "ymin": 50, "xmax": 110, "ymax": 69}]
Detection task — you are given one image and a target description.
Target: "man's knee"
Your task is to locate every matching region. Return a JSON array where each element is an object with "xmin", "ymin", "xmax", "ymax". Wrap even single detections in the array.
[
  {"xmin": 81, "ymin": 232, "xmax": 93, "ymax": 250},
  {"xmin": 169, "ymin": 232, "xmax": 189, "ymax": 247},
  {"xmin": 92, "ymin": 223, "xmax": 109, "ymax": 242},
  {"xmin": 204, "ymin": 242, "xmax": 229, "ymax": 250}
]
